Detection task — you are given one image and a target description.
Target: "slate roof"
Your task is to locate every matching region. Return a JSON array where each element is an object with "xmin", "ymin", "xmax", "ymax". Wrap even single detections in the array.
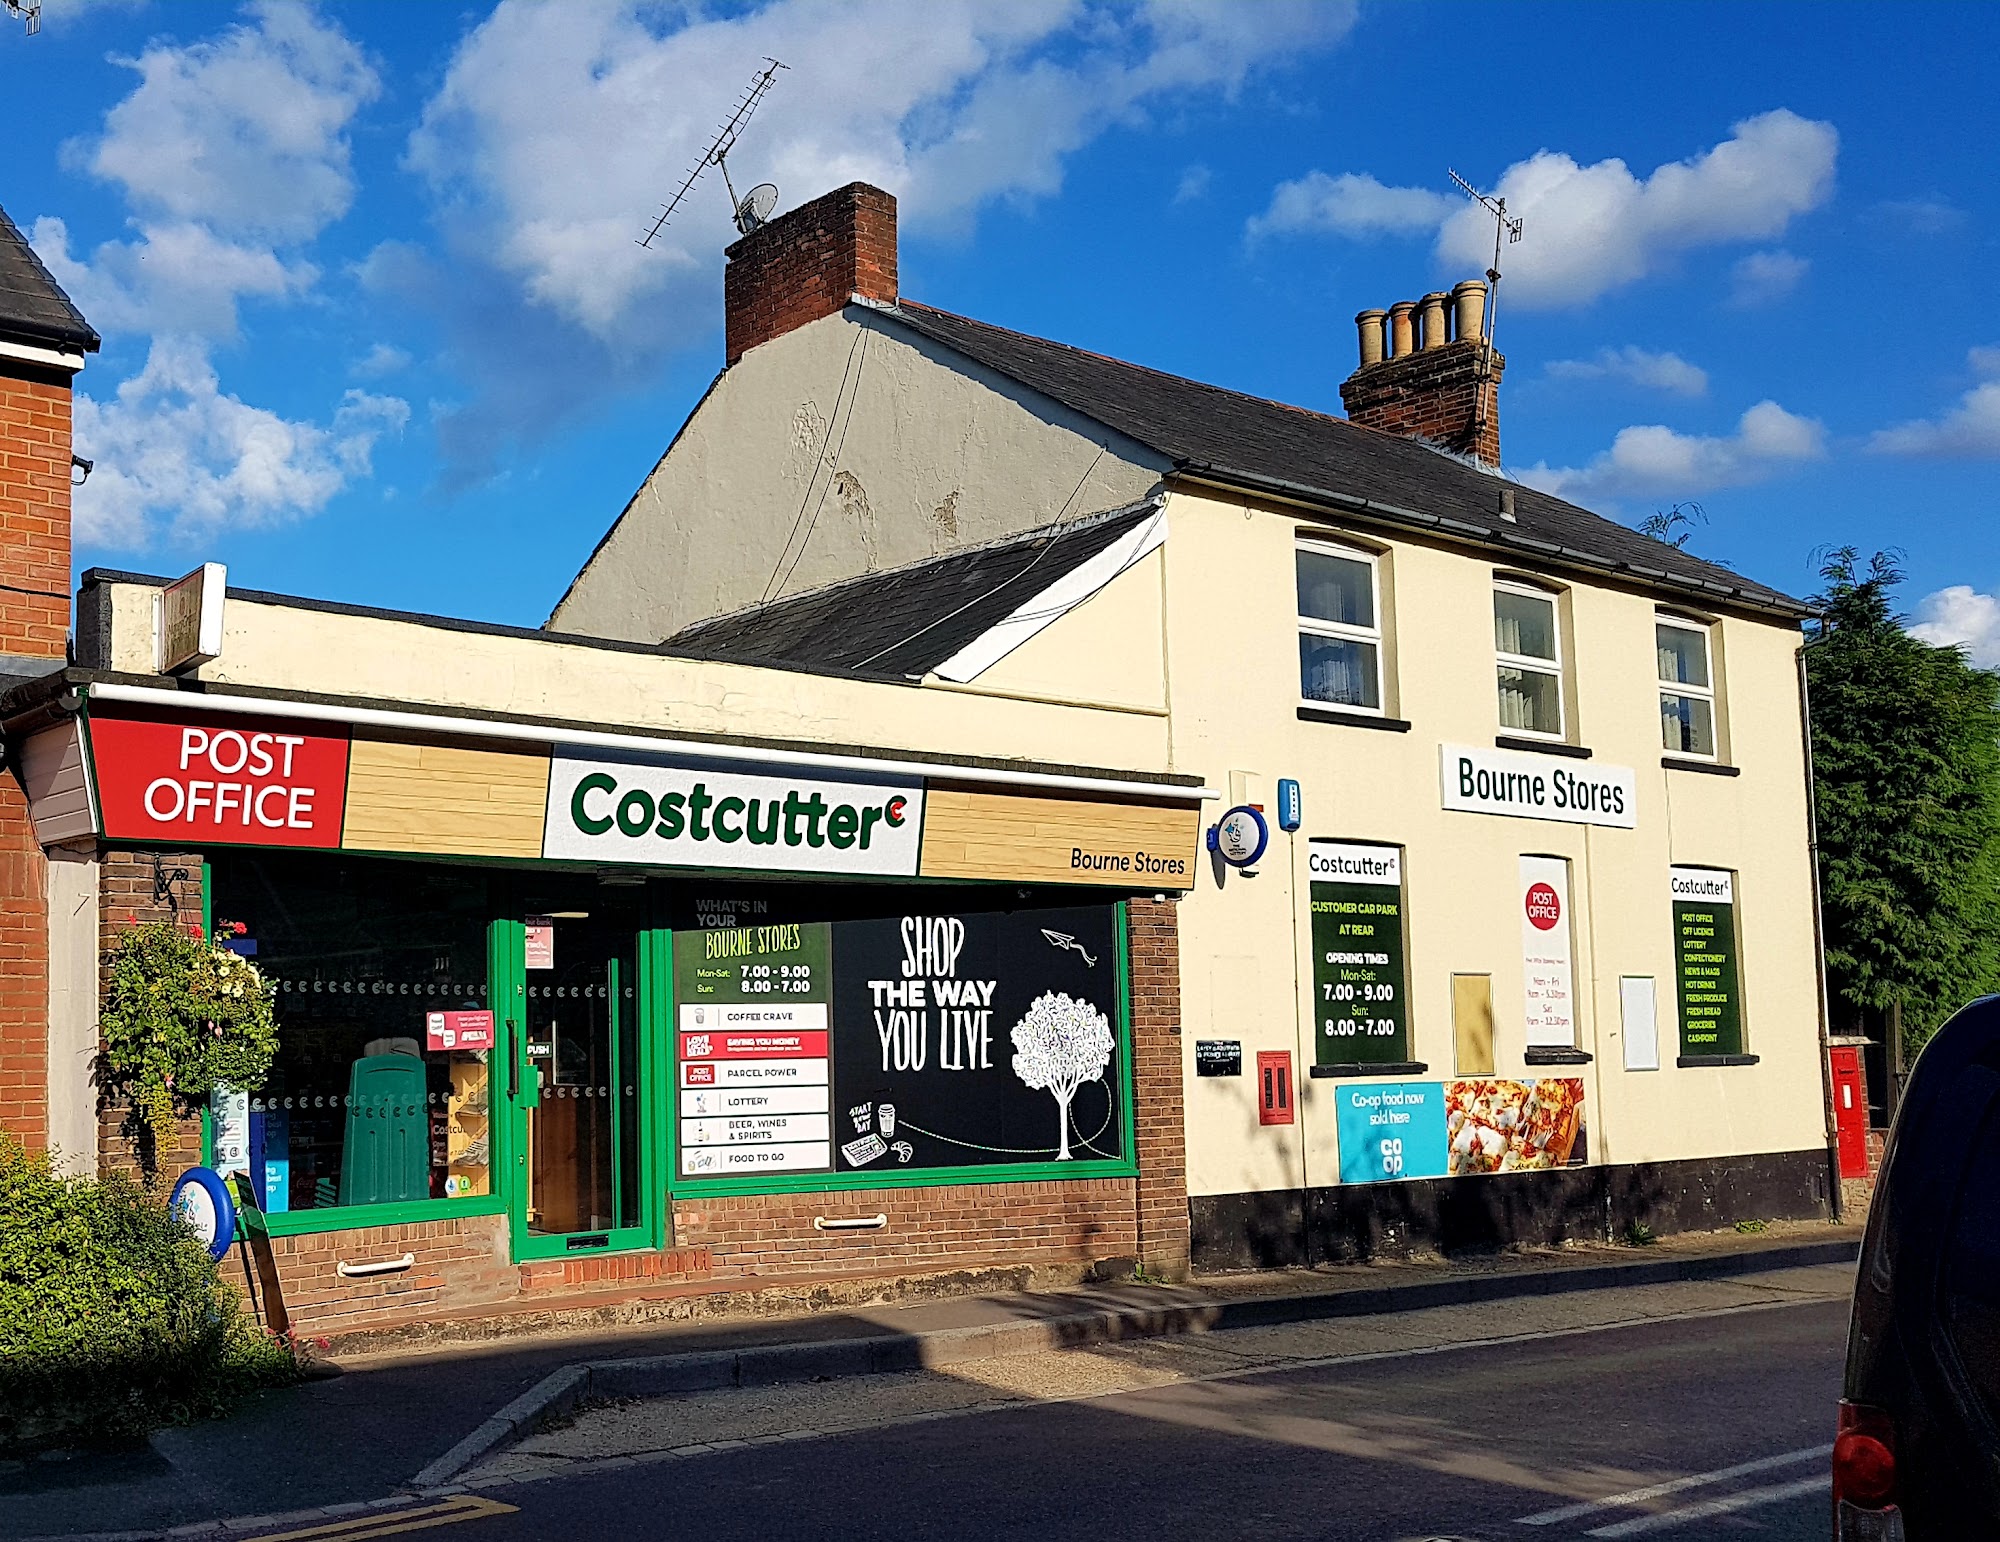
[
  {"xmin": 0, "ymin": 204, "xmax": 98, "ymax": 354},
  {"xmin": 877, "ymin": 299, "xmax": 1804, "ymax": 618},
  {"xmin": 668, "ymin": 502, "xmax": 1160, "ymax": 679}
]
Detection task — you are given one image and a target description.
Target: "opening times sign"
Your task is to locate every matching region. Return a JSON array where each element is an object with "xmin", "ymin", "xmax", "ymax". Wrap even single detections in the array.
[
  {"xmin": 1672, "ymin": 867, "xmax": 1743, "ymax": 1055},
  {"xmin": 1308, "ymin": 842, "xmax": 1410, "ymax": 1067},
  {"xmin": 675, "ymin": 922, "xmax": 835, "ymax": 1177}
]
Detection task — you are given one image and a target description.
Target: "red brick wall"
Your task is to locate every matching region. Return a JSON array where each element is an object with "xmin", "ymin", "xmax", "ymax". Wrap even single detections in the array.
[
  {"xmin": 1127, "ymin": 896, "xmax": 1189, "ymax": 1278},
  {"xmin": 0, "ymin": 363, "xmax": 76, "ymax": 1152},
  {"xmin": 97, "ymin": 848, "xmax": 207, "ymax": 1180},
  {"xmin": 1339, "ymin": 340, "xmax": 1505, "ymax": 467},
  {"xmin": 724, "ymin": 182, "xmax": 897, "ymax": 365},
  {"xmin": 261, "ymin": 1216, "xmax": 515, "ymax": 1336}
]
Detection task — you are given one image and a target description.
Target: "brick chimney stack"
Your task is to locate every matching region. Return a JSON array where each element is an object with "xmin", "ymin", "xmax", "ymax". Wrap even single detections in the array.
[
  {"xmin": 723, "ymin": 183, "xmax": 898, "ymax": 365},
  {"xmin": 1339, "ymin": 279, "xmax": 1504, "ymax": 466}
]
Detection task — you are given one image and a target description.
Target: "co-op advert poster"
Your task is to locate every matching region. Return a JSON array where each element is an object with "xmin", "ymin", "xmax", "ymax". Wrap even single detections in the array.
[{"xmin": 674, "ymin": 906, "xmax": 1124, "ymax": 1180}]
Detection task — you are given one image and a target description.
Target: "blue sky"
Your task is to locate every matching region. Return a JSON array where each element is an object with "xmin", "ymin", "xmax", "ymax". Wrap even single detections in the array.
[{"xmin": 5, "ymin": 1, "xmax": 1997, "ymax": 660}]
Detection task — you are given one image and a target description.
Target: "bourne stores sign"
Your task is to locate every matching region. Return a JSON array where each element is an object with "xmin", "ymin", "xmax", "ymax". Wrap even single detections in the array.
[{"xmin": 72, "ymin": 703, "xmax": 1198, "ymax": 888}]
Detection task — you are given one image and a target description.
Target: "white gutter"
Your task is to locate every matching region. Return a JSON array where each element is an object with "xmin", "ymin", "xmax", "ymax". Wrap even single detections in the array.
[{"xmin": 85, "ymin": 682, "xmax": 1218, "ymax": 803}]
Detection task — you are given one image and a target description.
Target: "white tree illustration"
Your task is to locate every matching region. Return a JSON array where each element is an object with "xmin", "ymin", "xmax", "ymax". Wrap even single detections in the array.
[{"xmin": 1011, "ymin": 991, "xmax": 1115, "ymax": 1160}]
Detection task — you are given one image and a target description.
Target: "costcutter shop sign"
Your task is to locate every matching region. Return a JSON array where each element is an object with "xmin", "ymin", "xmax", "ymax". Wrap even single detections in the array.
[
  {"xmin": 544, "ymin": 748, "xmax": 924, "ymax": 877},
  {"xmin": 92, "ymin": 712, "xmax": 350, "ymax": 848},
  {"xmin": 1439, "ymin": 743, "xmax": 1636, "ymax": 829}
]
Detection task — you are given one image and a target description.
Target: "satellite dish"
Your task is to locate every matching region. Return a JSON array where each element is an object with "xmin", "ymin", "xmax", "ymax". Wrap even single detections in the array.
[{"xmin": 734, "ymin": 183, "xmax": 779, "ymax": 235}]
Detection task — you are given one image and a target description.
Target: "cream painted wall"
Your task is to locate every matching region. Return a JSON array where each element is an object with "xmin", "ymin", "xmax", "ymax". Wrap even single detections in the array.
[
  {"xmin": 549, "ymin": 309, "xmax": 1168, "ymax": 643},
  {"xmin": 93, "ymin": 577, "xmax": 1177, "ymax": 780},
  {"xmin": 1159, "ymin": 488, "xmax": 1825, "ymax": 1200}
]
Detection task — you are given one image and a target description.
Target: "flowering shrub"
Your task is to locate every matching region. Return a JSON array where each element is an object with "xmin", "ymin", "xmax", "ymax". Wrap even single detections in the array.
[{"xmin": 97, "ymin": 922, "xmax": 278, "ymax": 1177}]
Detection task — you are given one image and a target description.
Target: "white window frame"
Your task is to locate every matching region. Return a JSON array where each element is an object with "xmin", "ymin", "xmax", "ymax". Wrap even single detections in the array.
[
  {"xmin": 1656, "ymin": 614, "xmax": 1718, "ymax": 761},
  {"xmin": 1493, "ymin": 579, "xmax": 1566, "ymax": 740},
  {"xmin": 1296, "ymin": 539, "xmax": 1385, "ymax": 716}
]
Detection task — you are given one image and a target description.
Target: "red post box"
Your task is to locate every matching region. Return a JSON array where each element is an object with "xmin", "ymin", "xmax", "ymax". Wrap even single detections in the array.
[
  {"xmin": 1830, "ymin": 1045, "xmax": 1868, "ymax": 1179},
  {"xmin": 1257, "ymin": 1050, "xmax": 1294, "ymax": 1126}
]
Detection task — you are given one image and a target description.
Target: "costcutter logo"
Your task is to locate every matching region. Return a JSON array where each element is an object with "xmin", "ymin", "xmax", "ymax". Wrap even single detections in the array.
[{"xmin": 1525, "ymin": 882, "xmax": 1563, "ymax": 930}]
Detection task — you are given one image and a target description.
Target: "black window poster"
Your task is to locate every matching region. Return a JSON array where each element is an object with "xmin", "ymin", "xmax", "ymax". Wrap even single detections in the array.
[
  {"xmin": 830, "ymin": 906, "xmax": 1124, "ymax": 1172},
  {"xmin": 1671, "ymin": 867, "xmax": 1744, "ymax": 1055},
  {"xmin": 1308, "ymin": 840, "xmax": 1410, "ymax": 1067}
]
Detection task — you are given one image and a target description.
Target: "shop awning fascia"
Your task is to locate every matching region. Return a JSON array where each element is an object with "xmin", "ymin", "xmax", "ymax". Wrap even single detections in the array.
[{"xmin": 80, "ymin": 680, "xmax": 1218, "ymax": 805}]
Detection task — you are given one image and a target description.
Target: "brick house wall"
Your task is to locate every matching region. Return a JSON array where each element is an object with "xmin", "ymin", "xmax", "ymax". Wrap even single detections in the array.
[
  {"xmin": 96, "ymin": 848, "xmax": 207, "ymax": 1180},
  {"xmin": 0, "ymin": 364, "xmax": 77, "ymax": 1152}
]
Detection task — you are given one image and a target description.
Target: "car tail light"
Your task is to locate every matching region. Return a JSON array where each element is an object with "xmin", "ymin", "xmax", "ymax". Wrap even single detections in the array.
[{"xmin": 1833, "ymin": 1401, "xmax": 1897, "ymax": 1507}]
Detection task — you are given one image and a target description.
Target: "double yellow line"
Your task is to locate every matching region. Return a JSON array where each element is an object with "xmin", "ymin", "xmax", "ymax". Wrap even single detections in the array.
[{"xmin": 235, "ymin": 1496, "xmax": 518, "ymax": 1542}]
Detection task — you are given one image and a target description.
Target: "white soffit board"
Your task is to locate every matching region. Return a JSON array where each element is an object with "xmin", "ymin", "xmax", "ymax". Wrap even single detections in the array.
[{"xmin": 932, "ymin": 506, "xmax": 1168, "ymax": 684}]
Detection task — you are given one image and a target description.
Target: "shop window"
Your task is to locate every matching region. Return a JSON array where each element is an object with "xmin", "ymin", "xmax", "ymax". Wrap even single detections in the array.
[
  {"xmin": 1670, "ymin": 866, "xmax": 1746, "ymax": 1058},
  {"xmin": 1297, "ymin": 541, "xmax": 1384, "ymax": 713},
  {"xmin": 1657, "ymin": 615, "xmax": 1719, "ymax": 758},
  {"xmin": 1494, "ymin": 581, "xmax": 1565, "ymax": 738},
  {"xmin": 209, "ymin": 852, "xmax": 496, "ymax": 1216}
]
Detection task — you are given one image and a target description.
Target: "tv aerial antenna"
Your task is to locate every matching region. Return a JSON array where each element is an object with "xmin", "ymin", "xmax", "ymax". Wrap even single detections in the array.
[
  {"xmin": 1448, "ymin": 167, "xmax": 1522, "ymax": 455},
  {"xmin": 4, "ymin": 0, "xmax": 42, "ymax": 36},
  {"xmin": 639, "ymin": 58, "xmax": 787, "ymax": 249}
]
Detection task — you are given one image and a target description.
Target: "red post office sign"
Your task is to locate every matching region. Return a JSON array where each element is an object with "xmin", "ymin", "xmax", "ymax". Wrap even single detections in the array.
[{"xmin": 91, "ymin": 710, "xmax": 351, "ymax": 848}]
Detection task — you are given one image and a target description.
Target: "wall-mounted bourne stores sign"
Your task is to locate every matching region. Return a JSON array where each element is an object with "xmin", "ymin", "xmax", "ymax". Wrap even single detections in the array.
[
  {"xmin": 1440, "ymin": 743, "xmax": 1637, "ymax": 829},
  {"xmin": 73, "ymin": 702, "xmax": 1200, "ymax": 888}
]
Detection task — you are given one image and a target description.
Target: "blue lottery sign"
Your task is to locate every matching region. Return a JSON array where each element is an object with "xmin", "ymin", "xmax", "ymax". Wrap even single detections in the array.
[{"xmin": 1334, "ymin": 1080, "xmax": 1448, "ymax": 1184}]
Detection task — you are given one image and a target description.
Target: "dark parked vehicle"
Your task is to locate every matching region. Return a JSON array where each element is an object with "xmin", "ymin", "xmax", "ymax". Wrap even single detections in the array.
[{"xmin": 1840, "ymin": 994, "xmax": 2000, "ymax": 1538}]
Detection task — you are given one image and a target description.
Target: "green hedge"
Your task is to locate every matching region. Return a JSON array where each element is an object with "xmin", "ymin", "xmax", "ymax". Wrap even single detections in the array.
[{"xmin": 0, "ymin": 1136, "xmax": 300, "ymax": 1451}]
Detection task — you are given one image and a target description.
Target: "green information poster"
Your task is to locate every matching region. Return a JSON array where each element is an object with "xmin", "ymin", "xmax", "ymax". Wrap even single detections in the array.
[
  {"xmin": 1308, "ymin": 840, "xmax": 1409, "ymax": 1067},
  {"xmin": 1671, "ymin": 867, "xmax": 1743, "ymax": 1055}
]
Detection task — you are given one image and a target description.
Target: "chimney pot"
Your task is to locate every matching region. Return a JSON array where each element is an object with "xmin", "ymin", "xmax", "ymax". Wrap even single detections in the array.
[
  {"xmin": 1354, "ymin": 309, "xmax": 1388, "ymax": 368},
  {"xmin": 1387, "ymin": 300, "xmax": 1417, "ymax": 359},
  {"xmin": 1452, "ymin": 279, "xmax": 1488, "ymax": 344},
  {"xmin": 1419, "ymin": 292, "xmax": 1450, "ymax": 350}
]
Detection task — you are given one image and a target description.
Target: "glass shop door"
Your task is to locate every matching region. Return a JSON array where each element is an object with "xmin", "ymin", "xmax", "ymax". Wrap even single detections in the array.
[{"xmin": 504, "ymin": 914, "xmax": 659, "ymax": 1258}]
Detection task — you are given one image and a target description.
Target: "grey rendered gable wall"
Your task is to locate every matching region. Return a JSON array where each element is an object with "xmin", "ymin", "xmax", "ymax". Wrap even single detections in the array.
[{"xmin": 548, "ymin": 307, "xmax": 1168, "ymax": 644}]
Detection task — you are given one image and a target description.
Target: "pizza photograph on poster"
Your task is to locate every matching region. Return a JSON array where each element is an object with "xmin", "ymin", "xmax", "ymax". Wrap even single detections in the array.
[{"xmin": 830, "ymin": 906, "xmax": 1124, "ymax": 1174}]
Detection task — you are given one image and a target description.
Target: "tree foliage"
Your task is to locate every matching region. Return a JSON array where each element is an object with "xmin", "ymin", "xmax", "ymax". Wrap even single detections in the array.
[
  {"xmin": 1806, "ymin": 548, "xmax": 2000, "ymax": 1048},
  {"xmin": 97, "ymin": 923, "xmax": 278, "ymax": 1178}
]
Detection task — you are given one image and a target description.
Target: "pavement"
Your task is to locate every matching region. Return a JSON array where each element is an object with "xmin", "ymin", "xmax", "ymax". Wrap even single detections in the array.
[{"xmin": 0, "ymin": 1223, "xmax": 1861, "ymax": 1542}]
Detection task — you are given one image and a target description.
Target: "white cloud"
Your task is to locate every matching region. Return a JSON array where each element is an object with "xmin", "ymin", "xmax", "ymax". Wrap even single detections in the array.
[
  {"xmin": 407, "ymin": 0, "xmax": 1354, "ymax": 341},
  {"xmin": 1872, "ymin": 196, "xmax": 1965, "ymax": 236},
  {"xmin": 75, "ymin": 0, "xmax": 379, "ymax": 242},
  {"xmin": 352, "ymin": 342, "xmax": 411, "ymax": 378},
  {"xmin": 31, "ymin": 215, "xmax": 316, "ymax": 340},
  {"xmin": 1255, "ymin": 109, "xmax": 1837, "ymax": 308},
  {"xmin": 1247, "ymin": 171, "xmax": 1454, "ymax": 239},
  {"xmin": 1911, "ymin": 586, "xmax": 2000, "ymax": 667},
  {"xmin": 1728, "ymin": 248, "xmax": 1808, "ymax": 307},
  {"xmin": 1173, "ymin": 163, "xmax": 1212, "ymax": 204},
  {"xmin": 46, "ymin": 1, "xmax": 374, "ymax": 340},
  {"xmin": 1869, "ymin": 346, "xmax": 2000, "ymax": 458},
  {"xmin": 1545, "ymin": 346, "xmax": 1707, "ymax": 396},
  {"xmin": 72, "ymin": 339, "xmax": 407, "ymax": 548},
  {"xmin": 1514, "ymin": 400, "xmax": 1826, "ymax": 502}
]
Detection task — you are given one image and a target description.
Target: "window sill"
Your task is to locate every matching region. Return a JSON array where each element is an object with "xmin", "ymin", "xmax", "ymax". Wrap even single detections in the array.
[
  {"xmin": 1496, "ymin": 735, "xmax": 1593, "ymax": 759},
  {"xmin": 260, "ymin": 1194, "xmax": 504, "ymax": 1238},
  {"xmin": 1299, "ymin": 706, "xmax": 1412, "ymax": 732},
  {"xmin": 1308, "ymin": 1061, "xmax": 1428, "ymax": 1078},
  {"xmin": 1676, "ymin": 1053, "xmax": 1760, "ymax": 1068},
  {"xmin": 1663, "ymin": 757, "xmax": 1740, "ymax": 777},
  {"xmin": 1525, "ymin": 1047, "xmax": 1593, "ymax": 1065}
]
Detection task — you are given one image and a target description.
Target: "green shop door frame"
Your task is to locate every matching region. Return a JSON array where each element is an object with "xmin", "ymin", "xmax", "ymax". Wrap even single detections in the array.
[{"xmin": 494, "ymin": 918, "xmax": 671, "ymax": 1262}]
